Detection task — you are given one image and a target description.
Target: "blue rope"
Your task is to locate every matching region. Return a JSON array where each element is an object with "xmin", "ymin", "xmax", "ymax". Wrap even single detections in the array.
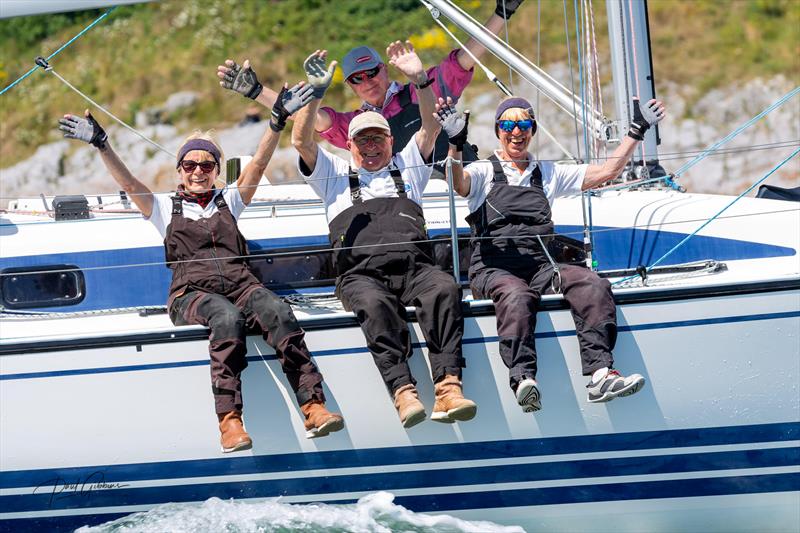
[
  {"xmin": 613, "ymin": 146, "xmax": 800, "ymax": 286},
  {"xmin": 0, "ymin": 7, "xmax": 116, "ymax": 96}
]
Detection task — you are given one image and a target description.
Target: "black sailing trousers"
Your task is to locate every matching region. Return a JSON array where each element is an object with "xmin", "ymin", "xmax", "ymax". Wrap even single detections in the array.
[
  {"xmin": 338, "ymin": 262, "xmax": 466, "ymax": 395},
  {"xmin": 471, "ymin": 262, "xmax": 616, "ymax": 392}
]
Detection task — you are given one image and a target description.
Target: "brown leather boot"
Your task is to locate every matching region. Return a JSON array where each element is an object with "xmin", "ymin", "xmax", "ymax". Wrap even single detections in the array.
[
  {"xmin": 431, "ymin": 375, "xmax": 477, "ymax": 423},
  {"xmin": 217, "ymin": 410, "xmax": 252, "ymax": 453},
  {"xmin": 300, "ymin": 400, "xmax": 344, "ymax": 438},
  {"xmin": 393, "ymin": 384, "xmax": 426, "ymax": 428}
]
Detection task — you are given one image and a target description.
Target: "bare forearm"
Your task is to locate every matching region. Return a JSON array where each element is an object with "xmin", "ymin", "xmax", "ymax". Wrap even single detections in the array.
[
  {"xmin": 582, "ymin": 136, "xmax": 639, "ymax": 190},
  {"xmin": 457, "ymin": 15, "xmax": 505, "ymax": 70},
  {"xmin": 449, "ymin": 145, "xmax": 471, "ymax": 197},
  {"xmin": 415, "ymin": 85, "xmax": 440, "ymax": 159},
  {"xmin": 292, "ymin": 99, "xmax": 321, "ymax": 169},
  {"xmin": 238, "ymin": 126, "xmax": 281, "ymax": 204},
  {"xmin": 97, "ymin": 144, "xmax": 154, "ymax": 216}
]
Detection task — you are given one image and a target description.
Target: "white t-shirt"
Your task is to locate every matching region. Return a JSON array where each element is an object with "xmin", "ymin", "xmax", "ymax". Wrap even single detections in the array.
[
  {"xmin": 464, "ymin": 150, "xmax": 587, "ymax": 214},
  {"xmin": 298, "ymin": 139, "xmax": 432, "ymax": 223},
  {"xmin": 146, "ymin": 186, "xmax": 246, "ymax": 239}
]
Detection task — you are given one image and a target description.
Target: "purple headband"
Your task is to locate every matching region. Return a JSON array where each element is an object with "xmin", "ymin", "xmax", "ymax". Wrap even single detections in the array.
[
  {"xmin": 494, "ymin": 97, "xmax": 536, "ymax": 137},
  {"xmin": 176, "ymin": 139, "xmax": 221, "ymax": 168}
]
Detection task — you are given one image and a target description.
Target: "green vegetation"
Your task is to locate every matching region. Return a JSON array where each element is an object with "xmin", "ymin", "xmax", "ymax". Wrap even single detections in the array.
[{"xmin": 0, "ymin": 0, "xmax": 797, "ymax": 165}]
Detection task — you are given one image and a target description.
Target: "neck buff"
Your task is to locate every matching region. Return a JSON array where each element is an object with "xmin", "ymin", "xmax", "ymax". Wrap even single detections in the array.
[{"xmin": 177, "ymin": 184, "xmax": 216, "ymax": 209}]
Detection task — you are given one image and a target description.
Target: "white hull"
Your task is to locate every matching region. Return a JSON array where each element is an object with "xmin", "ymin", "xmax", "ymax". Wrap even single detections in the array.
[{"xmin": 1, "ymin": 188, "xmax": 799, "ymax": 530}]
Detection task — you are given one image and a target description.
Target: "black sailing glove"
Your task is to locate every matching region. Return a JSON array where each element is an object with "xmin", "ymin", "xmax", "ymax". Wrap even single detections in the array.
[
  {"xmin": 495, "ymin": 0, "xmax": 524, "ymax": 19},
  {"xmin": 270, "ymin": 82, "xmax": 314, "ymax": 132},
  {"xmin": 435, "ymin": 102, "xmax": 470, "ymax": 151},
  {"xmin": 220, "ymin": 60, "xmax": 263, "ymax": 100},
  {"xmin": 58, "ymin": 111, "xmax": 108, "ymax": 149},
  {"xmin": 627, "ymin": 98, "xmax": 665, "ymax": 141}
]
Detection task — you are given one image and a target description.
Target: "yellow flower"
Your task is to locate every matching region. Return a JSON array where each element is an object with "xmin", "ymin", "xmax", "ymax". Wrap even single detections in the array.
[{"xmin": 409, "ymin": 28, "xmax": 449, "ymax": 52}]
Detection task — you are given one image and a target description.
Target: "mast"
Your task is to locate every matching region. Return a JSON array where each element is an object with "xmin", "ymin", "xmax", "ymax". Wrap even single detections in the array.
[
  {"xmin": 423, "ymin": 0, "xmax": 613, "ymax": 142},
  {"xmin": 606, "ymin": 0, "xmax": 663, "ymax": 175}
]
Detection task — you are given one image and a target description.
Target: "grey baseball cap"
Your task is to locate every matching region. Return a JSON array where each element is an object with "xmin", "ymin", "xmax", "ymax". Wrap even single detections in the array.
[{"xmin": 342, "ymin": 46, "xmax": 383, "ymax": 79}]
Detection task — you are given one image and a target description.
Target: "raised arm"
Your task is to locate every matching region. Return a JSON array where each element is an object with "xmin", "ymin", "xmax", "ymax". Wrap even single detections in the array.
[
  {"xmin": 457, "ymin": 1, "xmax": 525, "ymax": 70},
  {"xmin": 434, "ymin": 97, "xmax": 472, "ymax": 197},
  {"xmin": 583, "ymin": 99, "xmax": 666, "ymax": 190},
  {"xmin": 237, "ymin": 82, "xmax": 314, "ymax": 205},
  {"xmin": 58, "ymin": 110, "xmax": 154, "ymax": 217},
  {"xmin": 387, "ymin": 40, "xmax": 440, "ymax": 159},
  {"xmin": 291, "ymin": 51, "xmax": 338, "ymax": 172},
  {"xmin": 217, "ymin": 58, "xmax": 333, "ymax": 133}
]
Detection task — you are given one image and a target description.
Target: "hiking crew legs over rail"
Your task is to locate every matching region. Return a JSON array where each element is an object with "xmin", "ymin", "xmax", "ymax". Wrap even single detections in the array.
[
  {"xmin": 291, "ymin": 45, "xmax": 477, "ymax": 428},
  {"xmin": 438, "ymin": 95, "xmax": 666, "ymax": 412},
  {"xmin": 58, "ymin": 83, "xmax": 344, "ymax": 452}
]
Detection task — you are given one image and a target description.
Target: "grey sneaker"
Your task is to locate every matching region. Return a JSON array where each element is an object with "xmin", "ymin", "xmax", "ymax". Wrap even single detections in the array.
[
  {"xmin": 587, "ymin": 368, "xmax": 645, "ymax": 403},
  {"xmin": 515, "ymin": 377, "xmax": 542, "ymax": 412}
]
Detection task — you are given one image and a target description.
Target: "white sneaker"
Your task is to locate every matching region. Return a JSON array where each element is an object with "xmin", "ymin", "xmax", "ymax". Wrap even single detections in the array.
[
  {"xmin": 515, "ymin": 378, "xmax": 542, "ymax": 413},
  {"xmin": 586, "ymin": 368, "xmax": 645, "ymax": 403}
]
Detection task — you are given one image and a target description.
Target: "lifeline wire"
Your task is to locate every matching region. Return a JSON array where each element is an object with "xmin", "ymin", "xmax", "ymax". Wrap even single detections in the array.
[
  {"xmin": 612, "ymin": 146, "xmax": 800, "ymax": 286},
  {"xmin": 0, "ymin": 8, "xmax": 116, "ymax": 96}
]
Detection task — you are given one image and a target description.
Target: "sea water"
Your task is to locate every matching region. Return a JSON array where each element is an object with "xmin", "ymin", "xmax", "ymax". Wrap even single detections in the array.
[{"xmin": 75, "ymin": 491, "xmax": 525, "ymax": 532}]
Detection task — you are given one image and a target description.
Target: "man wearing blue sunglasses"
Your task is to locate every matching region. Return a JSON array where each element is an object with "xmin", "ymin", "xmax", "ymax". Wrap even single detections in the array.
[{"xmin": 435, "ymin": 95, "xmax": 666, "ymax": 413}]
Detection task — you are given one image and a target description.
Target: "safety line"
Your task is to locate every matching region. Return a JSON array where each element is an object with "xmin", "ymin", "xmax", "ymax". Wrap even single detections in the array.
[{"xmin": 0, "ymin": 8, "xmax": 116, "ymax": 96}]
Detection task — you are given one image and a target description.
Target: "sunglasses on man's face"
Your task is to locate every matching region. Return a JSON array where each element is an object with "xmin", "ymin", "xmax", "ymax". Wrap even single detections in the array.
[
  {"xmin": 180, "ymin": 160, "xmax": 217, "ymax": 173},
  {"xmin": 496, "ymin": 119, "xmax": 535, "ymax": 132},
  {"xmin": 347, "ymin": 65, "xmax": 381, "ymax": 85}
]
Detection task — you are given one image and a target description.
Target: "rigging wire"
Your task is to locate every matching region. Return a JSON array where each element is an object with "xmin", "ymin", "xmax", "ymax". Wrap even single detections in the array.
[
  {"xmin": 3, "ymin": 204, "xmax": 798, "ymax": 279},
  {"xmin": 2, "ymin": 139, "xmax": 798, "ymax": 203},
  {"xmin": 0, "ymin": 8, "xmax": 117, "ymax": 96},
  {"xmin": 612, "ymin": 147, "xmax": 800, "ymax": 286}
]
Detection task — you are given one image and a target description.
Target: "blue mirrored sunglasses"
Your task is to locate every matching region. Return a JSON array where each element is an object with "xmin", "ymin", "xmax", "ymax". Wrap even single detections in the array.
[{"xmin": 496, "ymin": 119, "xmax": 534, "ymax": 132}]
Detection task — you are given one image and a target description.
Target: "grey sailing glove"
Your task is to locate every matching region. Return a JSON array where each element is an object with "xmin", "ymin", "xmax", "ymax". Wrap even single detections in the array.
[
  {"xmin": 270, "ymin": 83, "xmax": 314, "ymax": 132},
  {"xmin": 220, "ymin": 60, "xmax": 263, "ymax": 100},
  {"xmin": 435, "ymin": 103, "xmax": 470, "ymax": 151},
  {"xmin": 58, "ymin": 111, "xmax": 108, "ymax": 149},
  {"xmin": 303, "ymin": 52, "xmax": 337, "ymax": 99},
  {"xmin": 495, "ymin": 0, "xmax": 524, "ymax": 19},
  {"xmin": 627, "ymin": 98, "xmax": 665, "ymax": 140}
]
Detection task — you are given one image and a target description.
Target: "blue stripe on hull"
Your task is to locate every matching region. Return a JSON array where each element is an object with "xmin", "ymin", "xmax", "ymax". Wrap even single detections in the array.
[
  {"xmin": 3, "ymin": 446, "xmax": 797, "ymax": 513},
  {"xmin": 1, "ymin": 474, "xmax": 797, "ymax": 533},
  {"xmin": 3, "ymin": 310, "xmax": 798, "ymax": 381},
  {"xmin": 2, "ymin": 422, "xmax": 797, "ymax": 489}
]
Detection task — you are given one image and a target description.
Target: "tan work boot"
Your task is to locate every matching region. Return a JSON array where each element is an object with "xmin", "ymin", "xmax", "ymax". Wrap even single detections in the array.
[
  {"xmin": 217, "ymin": 410, "xmax": 252, "ymax": 453},
  {"xmin": 431, "ymin": 375, "xmax": 477, "ymax": 423},
  {"xmin": 394, "ymin": 384, "xmax": 426, "ymax": 428},
  {"xmin": 301, "ymin": 400, "xmax": 344, "ymax": 439}
]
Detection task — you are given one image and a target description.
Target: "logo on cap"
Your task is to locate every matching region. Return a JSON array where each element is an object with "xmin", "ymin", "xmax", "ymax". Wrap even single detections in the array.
[{"xmin": 356, "ymin": 56, "xmax": 372, "ymax": 64}]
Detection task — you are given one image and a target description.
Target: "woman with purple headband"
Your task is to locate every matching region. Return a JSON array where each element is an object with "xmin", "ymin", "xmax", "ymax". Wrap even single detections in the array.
[{"xmin": 59, "ymin": 83, "xmax": 344, "ymax": 453}]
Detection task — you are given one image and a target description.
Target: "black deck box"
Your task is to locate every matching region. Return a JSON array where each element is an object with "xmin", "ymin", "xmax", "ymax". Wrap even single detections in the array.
[{"xmin": 52, "ymin": 195, "xmax": 90, "ymax": 221}]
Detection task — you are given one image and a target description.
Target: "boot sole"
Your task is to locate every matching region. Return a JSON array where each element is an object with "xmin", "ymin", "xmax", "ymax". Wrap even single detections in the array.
[
  {"xmin": 588, "ymin": 376, "xmax": 646, "ymax": 403},
  {"xmin": 402, "ymin": 408, "xmax": 427, "ymax": 428},
  {"xmin": 221, "ymin": 439, "xmax": 252, "ymax": 453},
  {"xmin": 306, "ymin": 416, "xmax": 345, "ymax": 439},
  {"xmin": 516, "ymin": 381, "xmax": 542, "ymax": 413},
  {"xmin": 431, "ymin": 403, "xmax": 477, "ymax": 423}
]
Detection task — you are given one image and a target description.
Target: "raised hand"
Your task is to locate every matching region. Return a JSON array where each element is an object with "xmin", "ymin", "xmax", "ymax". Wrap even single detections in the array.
[
  {"xmin": 434, "ymin": 97, "xmax": 470, "ymax": 150},
  {"xmin": 217, "ymin": 59, "xmax": 263, "ymax": 100},
  {"xmin": 495, "ymin": 0, "xmax": 525, "ymax": 19},
  {"xmin": 386, "ymin": 40, "xmax": 426, "ymax": 86},
  {"xmin": 58, "ymin": 110, "xmax": 108, "ymax": 149},
  {"xmin": 303, "ymin": 50, "xmax": 338, "ymax": 99},
  {"xmin": 270, "ymin": 82, "xmax": 314, "ymax": 132},
  {"xmin": 627, "ymin": 98, "xmax": 666, "ymax": 140}
]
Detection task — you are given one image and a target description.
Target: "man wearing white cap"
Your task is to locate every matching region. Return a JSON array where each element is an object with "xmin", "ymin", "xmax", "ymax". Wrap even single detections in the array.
[
  {"xmin": 291, "ymin": 42, "xmax": 477, "ymax": 429},
  {"xmin": 218, "ymin": 1, "xmax": 526, "ymax": 164}
]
